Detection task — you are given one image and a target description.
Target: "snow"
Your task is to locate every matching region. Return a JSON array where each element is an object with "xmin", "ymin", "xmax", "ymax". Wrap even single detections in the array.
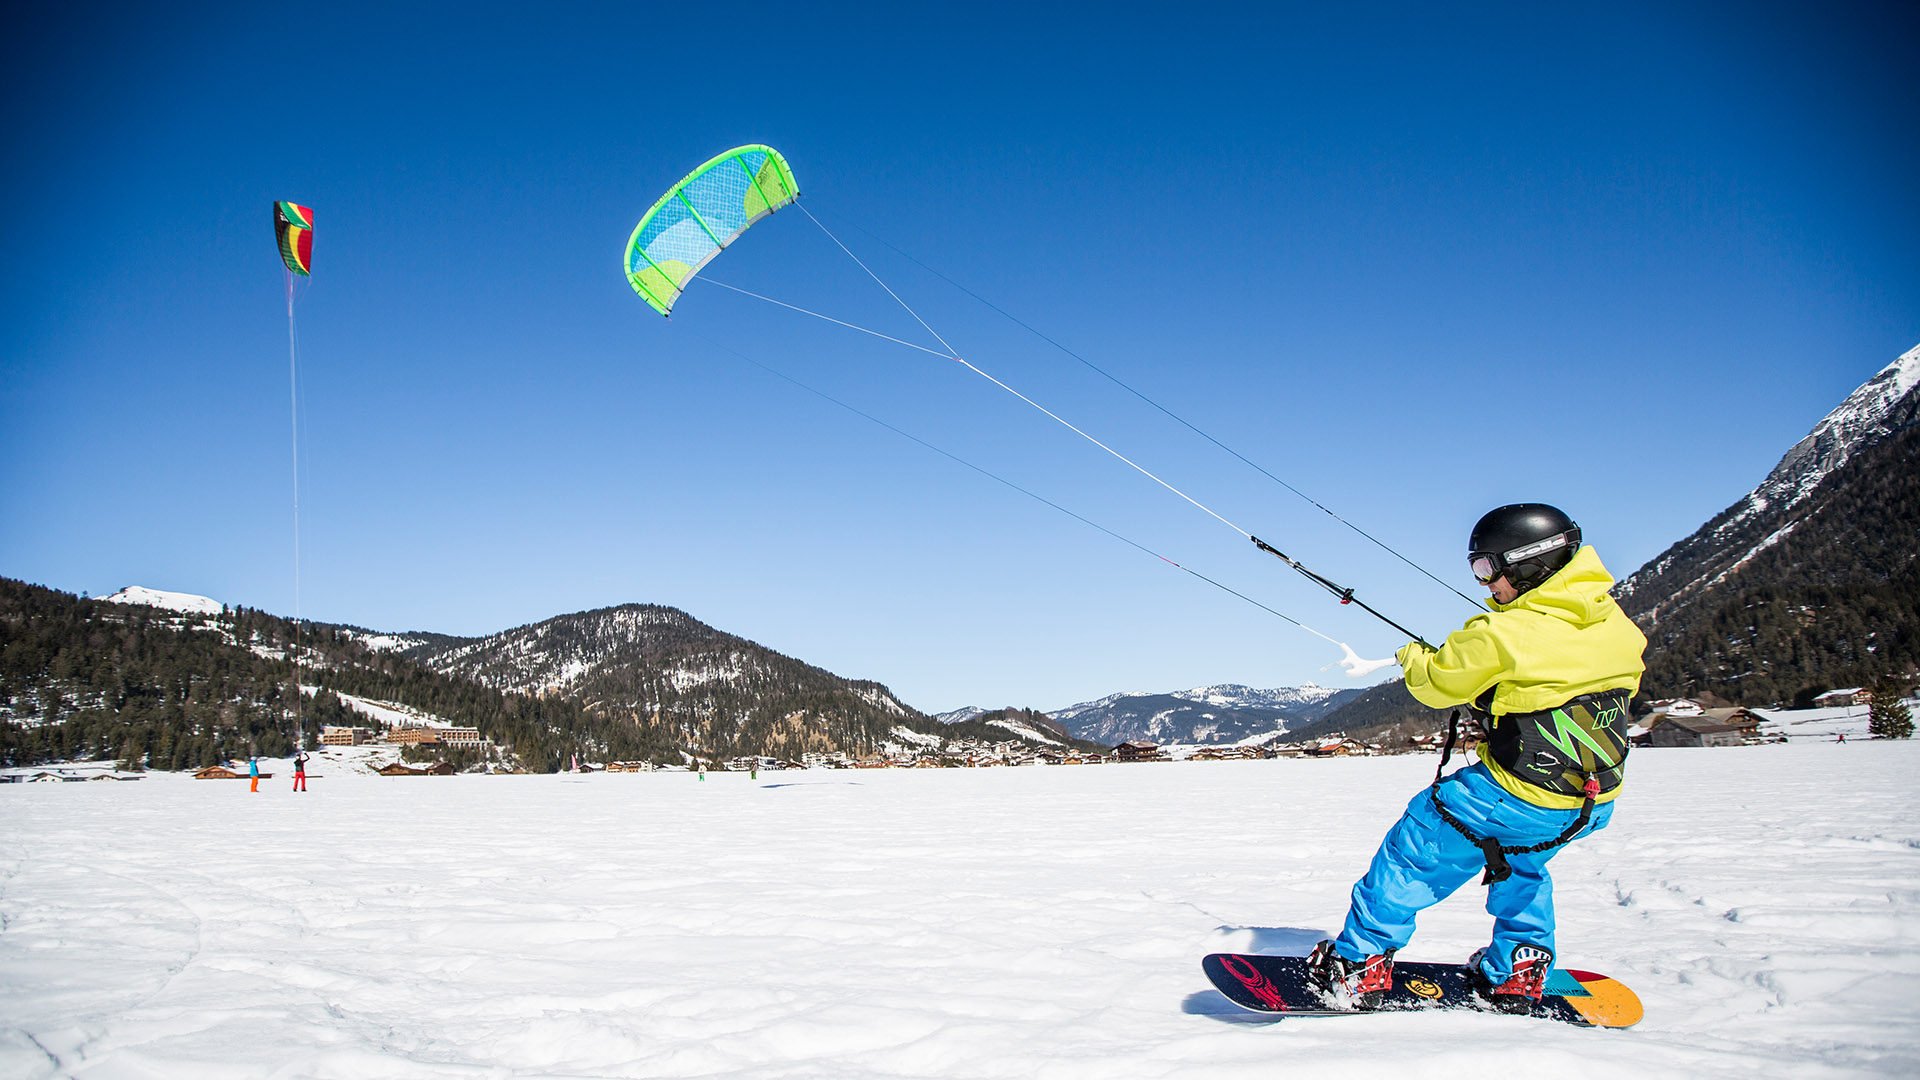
[
  {"xmin": 985, "ymin": 716, "xmax": 1062, "ymax": 746},
  {"xmin": 323, "ymin": 690, "xmax": 453, "ymax": 731},
  {"xmin": 347, "ymin": 632, "xmax": 435, "ymax": 653},
  {"xmin": 1752, "ymin": 700, "xmax": 1912, "ymax": 743},
  {"xmin": 3, "ymin": 743, "xmax": 1917, "ymax": 1077},
  {"xmin": 95, "ymin": 586, "xmax": 223, "ymax": 616}
]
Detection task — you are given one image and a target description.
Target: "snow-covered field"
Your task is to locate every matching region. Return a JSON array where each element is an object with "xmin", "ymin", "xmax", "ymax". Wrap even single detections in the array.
[{"xmin": 3, "ymin": 743, "xmax": 1916, "ymax": 1078}]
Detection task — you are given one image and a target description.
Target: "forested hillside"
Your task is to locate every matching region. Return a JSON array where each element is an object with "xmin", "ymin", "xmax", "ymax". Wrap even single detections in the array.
[{"xmin": 0, "ymin": 579, "xmax": 677, "ymax": 770}]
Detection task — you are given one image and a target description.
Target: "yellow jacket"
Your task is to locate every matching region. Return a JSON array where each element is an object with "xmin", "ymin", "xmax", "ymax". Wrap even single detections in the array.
[{"xmin": 1395, "ymin": 545, "xmax": 1647, "ymax": 807}]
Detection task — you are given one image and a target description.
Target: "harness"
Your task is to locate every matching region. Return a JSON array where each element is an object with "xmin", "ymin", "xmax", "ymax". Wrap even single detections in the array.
[{"xmin": 1429, "ymin": 688, "xmax": 1632, "ymax": 885}]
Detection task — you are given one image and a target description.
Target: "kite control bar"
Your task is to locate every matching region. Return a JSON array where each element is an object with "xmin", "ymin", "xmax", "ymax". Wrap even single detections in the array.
[{"xmin": 1251, "ymin": 536, "xmax": 1435, "ymax": 649}]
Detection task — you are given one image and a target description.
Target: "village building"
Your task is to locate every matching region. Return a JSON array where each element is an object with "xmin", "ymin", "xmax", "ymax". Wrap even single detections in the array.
[
  {"xmin": 320, "ymin": 725, "xmax": 372, "ymax": 746},
  {"xmin": 1113, "ymin": 741, "xmax": 1164, "ymax": 763},
  {"xmin": 1190, "ymin": 746, "xmax": 1264, "ymax": 761},
  {"xmin": 1811, "ymin": 688, "xmax": 1871, "ymax": 708},
  {"xmin": 1646, "ymin": 712, "xmax": 1757, "ymax": 748},
  {"xmin": 1643, "ymin": 703, "xmax": 1758, "ymax": 745},
  {"xmin": 377, "ymin": 761, "xmax": 456, "ymax": 776},
  {"xmin": 384, "ymin": 726, "xmax": 442, "ymax": 746}
]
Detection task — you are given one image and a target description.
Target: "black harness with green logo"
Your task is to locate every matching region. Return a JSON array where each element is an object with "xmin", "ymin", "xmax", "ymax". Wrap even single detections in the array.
[{"xmin": 1429, "ymin": 688, "xmax": 1632, "ymax": 885}]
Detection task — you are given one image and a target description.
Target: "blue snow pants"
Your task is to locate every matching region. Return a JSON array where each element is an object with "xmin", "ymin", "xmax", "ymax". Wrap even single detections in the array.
[{"xmin": 1331, "ymin": 762, "xmax": 1614, "ymax": 983}]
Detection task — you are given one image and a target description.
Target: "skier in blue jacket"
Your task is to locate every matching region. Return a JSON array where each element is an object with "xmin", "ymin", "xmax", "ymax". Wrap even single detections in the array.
[{"xmin": 1307, "ymin": 504, "xmax": 1647, "ymax": 1011}]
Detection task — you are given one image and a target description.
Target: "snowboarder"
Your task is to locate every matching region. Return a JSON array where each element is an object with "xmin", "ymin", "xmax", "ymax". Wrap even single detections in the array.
[
  {"xmin": 1306, "ymin": 504, "xmax": 1648, "ymax": 1013},
  {"xmin": 248, "ymin": 756, "xmax": 260, "ymax": 793},
  {"xmin": 292, "ymin": 750, "xmax": 308, "ymax": 792}
]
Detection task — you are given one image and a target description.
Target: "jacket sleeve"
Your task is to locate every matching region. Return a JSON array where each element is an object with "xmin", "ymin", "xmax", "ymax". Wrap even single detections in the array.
[{"xmin": 1395, "ymin": 618, "xmax": 1510, "ymax": 710}]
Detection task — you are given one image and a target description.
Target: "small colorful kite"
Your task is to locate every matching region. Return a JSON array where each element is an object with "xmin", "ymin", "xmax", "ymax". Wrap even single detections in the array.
[{"xmin": 274, "ymin": 201, "xmax": 314, "ymax": 276}]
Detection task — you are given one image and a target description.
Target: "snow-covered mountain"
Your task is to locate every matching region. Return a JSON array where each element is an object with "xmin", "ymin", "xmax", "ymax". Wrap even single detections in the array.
[
  {"xmin": 1046, "ymin": 682, "xmax": 1364, "ymax": 746},
  {"xmin": 393, "ymin": 603, "xmax": 986, "ymax": 760},
  {"xmin": 1616, "ymin": 342, "xmax": 1920, "ymax": 702},
  {"xmin": 95, "ymin": 586, "xmax": 223, "ymax": 616},
  {"xmin": 1618, "ymin": 344, "xmax": 1920, "ymax": 623}
]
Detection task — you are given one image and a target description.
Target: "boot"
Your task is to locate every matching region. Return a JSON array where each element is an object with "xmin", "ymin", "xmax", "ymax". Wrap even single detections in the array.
[
  {"xmin": 1306, "ymin": 939, "xmax": 1395, "ymax": 1009},
  {"xmin": 1467, "ymin": 945, "xmax": 1551, "ymax": 1014}
]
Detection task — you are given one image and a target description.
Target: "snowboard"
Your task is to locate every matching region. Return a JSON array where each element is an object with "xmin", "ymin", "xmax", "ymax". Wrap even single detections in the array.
[{"xmin": 1202, "ymin": 952, "xmax": 1642, "ymax": 1028}]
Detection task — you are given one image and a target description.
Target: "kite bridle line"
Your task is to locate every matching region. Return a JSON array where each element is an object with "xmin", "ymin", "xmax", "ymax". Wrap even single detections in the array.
[{"xmin": 699, "ymin": 212, "xmax": 1436, "ymax": 652}]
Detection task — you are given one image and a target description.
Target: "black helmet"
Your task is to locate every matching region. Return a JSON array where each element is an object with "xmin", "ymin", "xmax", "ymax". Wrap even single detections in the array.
[{"xmin": 1468, "ymin": 503, "xmax": 1581, "ymax": 594}]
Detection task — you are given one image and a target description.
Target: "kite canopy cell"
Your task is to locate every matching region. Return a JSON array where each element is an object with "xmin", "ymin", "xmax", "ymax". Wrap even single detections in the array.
[
  {"xmin": 625, "ymin": 145, "xmax": 798, "ymax": 316},
  {"xmin": 275, "ymin": 202, "xmax": 313, "ymax": 276}
]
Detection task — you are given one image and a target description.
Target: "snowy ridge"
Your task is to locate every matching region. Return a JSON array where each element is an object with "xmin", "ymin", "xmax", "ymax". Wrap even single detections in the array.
[
  {"xmin": 1618, "ymin": 342, "xmax": 1920, "ymax": 619},
  {"xmin": 419, "ymin": 606, "xmax": 759, "ymax": 697},
  {"xmin": 1733, "ymin": 344, "xmax": 1918, "ymax": 522},
  {"xmin": 347, "ymin": 630, "xmax": 437, "ymax": 653},
  {"xmin": 1047, "ymin": 682, "xmax": 1362, "ymax": 746},
  {"xmin": 96, "ymin": 586, "xmax": 223, "ymax": 616},
  {"xmin": 985, "ymin": 715, "xmax": 1063, "ymax": 746},
  {"xmin": 396, "ymin": 602, "xmax": 936, "ymax": 755},
  {"xmin": 1049, "ymin": 682, "xmax": 1346, "ymax": 721}
]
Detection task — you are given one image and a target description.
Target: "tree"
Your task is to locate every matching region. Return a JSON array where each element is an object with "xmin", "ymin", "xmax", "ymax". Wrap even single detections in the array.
[{"xmin": 1867, "ymin": 685, "xmax": 1914, "ymax": 740}]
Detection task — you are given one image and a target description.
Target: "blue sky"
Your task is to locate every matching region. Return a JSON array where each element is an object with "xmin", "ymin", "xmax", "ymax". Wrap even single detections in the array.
[{"xmin": 4, "ymin": 2, "xmax": 1916, "ymax": 713}]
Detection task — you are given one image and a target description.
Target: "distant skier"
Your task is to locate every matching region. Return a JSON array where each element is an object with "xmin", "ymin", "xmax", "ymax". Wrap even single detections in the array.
[
  {"xmin": 248, "ymin": 756, "xmax": 260, "ymax": 793},
  {"xmin": 697, "ymin": 762, "xmax": 707, "ymax": 783},
  {"xmin": 292, "ymin": 750, "xmax": 308, "ymax": 792},
  {"xmin": 1307, "ymin": 504, "xmax": 1647, "ymax": 1012}
]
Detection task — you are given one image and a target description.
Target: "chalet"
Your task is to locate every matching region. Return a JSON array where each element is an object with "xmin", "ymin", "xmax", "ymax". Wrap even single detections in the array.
[
  {"xmin": 1113, "ymin": 741, "xmax": 1164, "ymax": 763},
  {"xmin": 193, "ymin": 765, "xmax": 271, "ymax": 779},
  {"xmin": 438, "ymin": 728, "xmax": 485, "ymax": 747},
  {"xmin": 604, "ymin": 761, "xmax": 654, "ymax": 773},
  {"xmin": 377, "ymin": 762, "xmax": 457, "ymax": 776},
  {"xmin": 1812, "ymin": 688, "xmax": 1871, "ymax": 708},
  {"xmin": 1647, "ymin": 714, "xmax": 1747, "ymax": 748},
  {"xmin": 1641, "ymin": 705, "xmax": 1765, "ymax": 747}
]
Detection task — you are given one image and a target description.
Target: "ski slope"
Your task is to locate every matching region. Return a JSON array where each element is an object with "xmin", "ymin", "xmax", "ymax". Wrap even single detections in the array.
[{"xmin": 2, "ymin": 742, "xmax": 1915, "ymax": 1077}]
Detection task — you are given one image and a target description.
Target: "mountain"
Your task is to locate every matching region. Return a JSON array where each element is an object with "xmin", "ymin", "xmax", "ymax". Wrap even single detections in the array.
[
  {"xmin": 1615, "ymin": 344, "xmax": 1920, "ymax": 704},
  {"xmin": 96, "ymin": 586, "xmax": 224, "ymax": 616},
  {"xmin": 0, "ymin": 577, "xmax": 662, "ymax": 771},
  {"xmin": 2, "ymin": 581, "xmax": 1081, "ymax": 771},
  {"xmin": 390, "ymin": 603, "xmax": 949, "ymax": 762},
  {"xmin": 1045, "ymin": 683, "xmax": 1365, "ymax": 746}
]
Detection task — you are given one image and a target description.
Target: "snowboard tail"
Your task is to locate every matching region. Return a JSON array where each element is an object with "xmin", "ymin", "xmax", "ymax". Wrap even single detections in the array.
[{"xmin": 1202, "ymin": 952, "xmax": 1641, "ymax": 1028}]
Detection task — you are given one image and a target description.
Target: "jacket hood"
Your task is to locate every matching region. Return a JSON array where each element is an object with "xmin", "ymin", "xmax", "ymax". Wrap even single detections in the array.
[{"xmin": 1490, "ymin": 545, "xmax": 1620, "ymax": 628}]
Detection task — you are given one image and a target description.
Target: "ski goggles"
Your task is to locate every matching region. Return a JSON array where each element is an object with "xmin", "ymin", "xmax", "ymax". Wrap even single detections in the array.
[{"xmin": 1469, "ymin": 533, "xmax": 1574, "ymax": 584}]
